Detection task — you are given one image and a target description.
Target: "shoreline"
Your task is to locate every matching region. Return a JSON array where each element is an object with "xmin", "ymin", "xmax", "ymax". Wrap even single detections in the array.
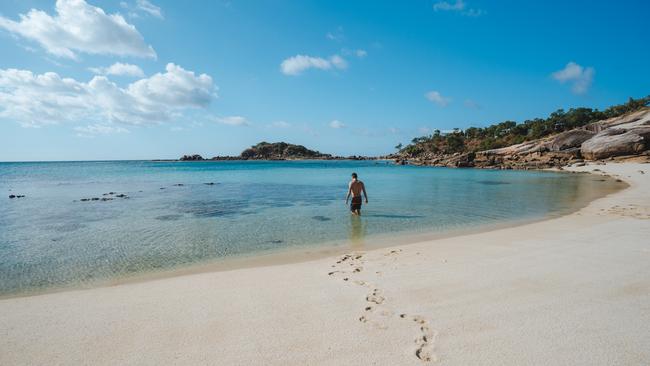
[
  {"xmin": 1, "ymin": 162, "xmax": 648, "ymax": 365},
  {"xmin": 0, "ymin": 169, "xmax": 626, "ymax": 300}
]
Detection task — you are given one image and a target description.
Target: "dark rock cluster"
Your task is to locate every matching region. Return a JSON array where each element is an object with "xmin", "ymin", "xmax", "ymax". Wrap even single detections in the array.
[{"xmin": 78, "ymin": 192, "xmax": 129, "ymax": 202}]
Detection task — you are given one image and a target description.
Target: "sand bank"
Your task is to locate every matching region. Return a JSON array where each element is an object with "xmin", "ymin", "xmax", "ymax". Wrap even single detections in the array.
[{"xmin": 1, "ymin": 162, "xmax": 648, "ymax": 365}]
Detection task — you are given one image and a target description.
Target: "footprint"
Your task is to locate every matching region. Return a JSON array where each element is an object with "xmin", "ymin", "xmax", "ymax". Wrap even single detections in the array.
[
  {"xmin": 385, "ymin": 249, "xmax": 402, "ymax": 256},
  {"xmin": 366, "ymin": 289, "xmax": 385, "ymax": 305},
  {"xmin": 400, "ymin": 314, "xmax": 439, "ymax": 363}
]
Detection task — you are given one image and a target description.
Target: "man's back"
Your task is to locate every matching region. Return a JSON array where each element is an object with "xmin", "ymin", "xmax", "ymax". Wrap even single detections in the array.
[{"xmin": 349, "ymin": 180, "xmax": 364, "ymax": 197}]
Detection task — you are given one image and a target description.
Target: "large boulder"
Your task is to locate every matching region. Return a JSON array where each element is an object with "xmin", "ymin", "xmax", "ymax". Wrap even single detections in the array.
[
  {"xmin": 580, "ymin": 126, "xmax": 650, "ymax": 160},
  {"xmin": 549, "ymin": 129, "xmax": 595, "ymax": 151}
]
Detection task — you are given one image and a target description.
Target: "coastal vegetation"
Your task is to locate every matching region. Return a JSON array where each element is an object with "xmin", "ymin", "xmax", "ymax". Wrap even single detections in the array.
[
  {"xmin": 240, "ymin": 142, "xmax": 331, "ymax": 159},
  {"xmin": 399, "ymin": 95, "xmax": 650, "ymax": 157},
  {"xmin": 180, "ymin": 142, "xmax": 334, "ymax": 161}
]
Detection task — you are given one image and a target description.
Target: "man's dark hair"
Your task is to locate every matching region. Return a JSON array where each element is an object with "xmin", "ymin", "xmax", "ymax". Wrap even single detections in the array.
[{"xmin": 351, "ymin": 172, "xmax": 358, "ymax": 179}]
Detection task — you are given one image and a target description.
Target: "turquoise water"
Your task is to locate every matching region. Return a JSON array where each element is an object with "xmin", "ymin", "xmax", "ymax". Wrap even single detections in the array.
[{"xmin": 0, "ymin": 160, "xmax": 619, "ymax": 296}]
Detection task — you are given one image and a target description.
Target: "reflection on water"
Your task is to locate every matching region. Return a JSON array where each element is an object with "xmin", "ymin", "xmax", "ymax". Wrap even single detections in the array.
[
  {"xmin": 365, "ymin": 214, "xmax": 425, "ymax": 219},
  {"xmin": 349, "ymin": 214, "xmax": 367, "ymax": 248}
]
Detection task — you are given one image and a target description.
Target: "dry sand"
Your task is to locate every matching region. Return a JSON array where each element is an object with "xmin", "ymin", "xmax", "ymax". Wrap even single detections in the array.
[{"xmin": 1, "ymin": 162, "xmax": 649, "ymax": 365}]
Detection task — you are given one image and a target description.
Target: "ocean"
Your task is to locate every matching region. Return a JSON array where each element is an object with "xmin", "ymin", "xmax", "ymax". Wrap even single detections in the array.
[{"xmin": 0, "ymin": 160, "xmax": 621, "ymax": 296}]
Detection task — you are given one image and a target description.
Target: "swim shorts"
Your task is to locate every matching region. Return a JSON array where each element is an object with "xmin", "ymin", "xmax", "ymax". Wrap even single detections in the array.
[{"xmin": 350, "ymin": 196, "xmax": 362, "ymax": 212}]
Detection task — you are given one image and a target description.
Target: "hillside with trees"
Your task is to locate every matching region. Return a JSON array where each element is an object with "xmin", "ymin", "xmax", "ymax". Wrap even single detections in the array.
[{"xmin": 396, "ymin": 96, "xmax": 650, "ymax": 168}]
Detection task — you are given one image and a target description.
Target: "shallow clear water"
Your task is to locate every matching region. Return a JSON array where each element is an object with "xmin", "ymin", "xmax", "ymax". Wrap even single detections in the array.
[{"xmin": 0, "ymin": 160, "xmax": 620, "ymax": 296}]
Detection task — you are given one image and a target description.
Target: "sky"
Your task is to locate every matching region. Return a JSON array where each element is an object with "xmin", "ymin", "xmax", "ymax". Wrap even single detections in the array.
[{"xmin": 0, "ymin": 0, "xmax": 648, "ymax": 161}]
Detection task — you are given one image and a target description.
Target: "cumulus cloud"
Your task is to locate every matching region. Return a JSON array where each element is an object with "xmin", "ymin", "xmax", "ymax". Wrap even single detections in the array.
[
  {"xmin": 213, "ymin": 115, "xmax": 249, "ymax": 126},
  {"xmin": 329, "ymin": 120, "xmax": 345, "ymax": 129},
  {"xmin": 425, "ymin": 91, "xmax": 451, "ymax": 107},
  {"xmin": 433, "ymin": 0, "xmax": 484, "ymax": 17},
  {"xmin": 0, "ymin": 0, "xmax": 156, "ymax": 59},
  {"xmin": 74, "ymin": 123, "xmax": 129, "ymax": 137},
  {"xmin": 355, "ymin": 49, "xmax": 367, "ymax": 58},
  {"xmin": 89, "ymin": 62, "xmax": 145, "ymax": 77},
  {"xmin": 280, "ymin": 54, "xmax": 348, "ymax": 76},
  {"xmin": 0, "ymin": 63, "xmax": 216, "ymax": 127},
  {"xmin": 551, "ymin": 62, "xmax": 595, "ymax": 94}
]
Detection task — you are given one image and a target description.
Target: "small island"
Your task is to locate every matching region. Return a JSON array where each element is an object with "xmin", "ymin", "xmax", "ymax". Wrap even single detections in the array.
[{"xmin": 179, "ymin": 141, "xmax": 373, "ymax": 161}]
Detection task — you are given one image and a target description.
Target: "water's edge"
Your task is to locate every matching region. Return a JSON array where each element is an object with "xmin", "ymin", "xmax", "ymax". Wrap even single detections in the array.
[{"xmin": 0, "ymin": 170, "xmax": 627, "ymax": 300}]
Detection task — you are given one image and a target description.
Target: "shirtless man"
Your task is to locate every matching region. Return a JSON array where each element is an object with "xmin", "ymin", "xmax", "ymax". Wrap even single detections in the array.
[{"xmin": 345, "ymin": 172, "xmax": 368, "ymax": 215}]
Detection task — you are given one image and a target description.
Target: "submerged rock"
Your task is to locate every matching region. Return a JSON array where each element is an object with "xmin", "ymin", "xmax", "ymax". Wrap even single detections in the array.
[{"xmin": 311, "ymin": 215, "xmax": 332, "ymax": 222}]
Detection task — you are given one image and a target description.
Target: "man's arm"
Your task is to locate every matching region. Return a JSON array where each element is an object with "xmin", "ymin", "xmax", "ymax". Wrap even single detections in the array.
[{"xmin": 362, "ymin": 182, "xmax": 368, "ymax": 203}]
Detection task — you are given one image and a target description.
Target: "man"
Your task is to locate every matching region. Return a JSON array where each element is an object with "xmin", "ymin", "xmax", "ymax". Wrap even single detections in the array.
[{"xmin": 345, "ymin": 172, "xmax": 368, "ymax": 215}]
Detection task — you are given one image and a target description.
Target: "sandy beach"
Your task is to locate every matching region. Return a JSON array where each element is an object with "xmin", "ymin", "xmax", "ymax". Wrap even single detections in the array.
[{"xmin": 1, "ymin": 162, "xmax": 648, "ymax": 365}]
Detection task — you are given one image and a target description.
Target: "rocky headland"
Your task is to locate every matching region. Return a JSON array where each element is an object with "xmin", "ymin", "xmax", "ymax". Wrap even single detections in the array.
[{"xmin": 393, "ymin": 97, "xmax": 650, "ymax": 169}]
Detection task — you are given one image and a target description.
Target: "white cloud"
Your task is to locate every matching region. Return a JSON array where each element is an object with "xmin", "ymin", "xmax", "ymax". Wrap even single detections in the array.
[
  {"xmin": 463, "ymin": 8, "xmax": 485, "ymax": 17},
  {"xmin": 329, "ymin": 120, "xmax": 345, "ymax": 129},
  {"xmin": 355, "ymin": 49, "xmax": 367, "ymax": 58},
  {"xmin": 89, "ymin": 62, "xmax": 145, "ymax": 77},
  {"xmin": 425, "ymin": 91, "xmax": 451, "ymax": 107},
  {"xmin": 329, "ymin": 55, "xmax": 348, "ymax": 69},
  {"xmin": 0, "ymin": 0, "xmax": 156, "ymax": 59},
  {"xmin": 326, "ymin": 26, "xmax": 344, "ymax": 41},
  {"xmin": 213, "ymin": 115, "xmax": 249, "ymax": 126},
  {"xmin": 136, "ymin": 0, "xmax": 163, "ymax": 19},
  {"xmin": 0, "ymin": 63, "xmax": 216, "ymax": 127},
  {"xmin": 433, "ymin": 0, "xmax": 484, "ymax": 17},
  {"xmin": 280, "ymin": 54, "xmax": 348, "ymax": 76},
  {"xmin": 74, "ymin": 123, "xmax": 129, "ymax": 137},
  {"xmin": 433, "ymin": 0, "xmax": 465, "ymax": 11},
  {"xmin": 551, "ymin": 62, "xmax": 595, "ymax": 95}
]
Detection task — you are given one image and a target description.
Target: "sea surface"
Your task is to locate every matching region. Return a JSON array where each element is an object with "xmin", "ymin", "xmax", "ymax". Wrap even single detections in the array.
[{"xmin": 0, "ymin": 160, "xmax": 621, "ymax": 296}]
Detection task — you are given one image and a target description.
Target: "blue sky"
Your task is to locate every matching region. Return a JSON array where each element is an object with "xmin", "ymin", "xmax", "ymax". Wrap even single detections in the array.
[{"xmin": 0, "ymin": 0, "xmax": 648, "ymax": 161}]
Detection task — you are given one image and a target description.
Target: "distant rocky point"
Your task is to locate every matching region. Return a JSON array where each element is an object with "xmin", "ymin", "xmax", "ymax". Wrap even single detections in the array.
[{"xmin": 178, "ymin": 142, "xmax": 376, "ymax": 161}]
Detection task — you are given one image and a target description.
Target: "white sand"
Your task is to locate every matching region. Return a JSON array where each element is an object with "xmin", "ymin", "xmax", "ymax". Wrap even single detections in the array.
[{"xmin": 1, "ymin": 162, "xmax": 649, "ymax": 365}]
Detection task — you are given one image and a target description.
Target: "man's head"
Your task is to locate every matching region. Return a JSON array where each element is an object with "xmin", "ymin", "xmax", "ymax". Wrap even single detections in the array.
[{"xmin": 351, "ymin": 172, "xmax": 358, "ymax": 180}]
